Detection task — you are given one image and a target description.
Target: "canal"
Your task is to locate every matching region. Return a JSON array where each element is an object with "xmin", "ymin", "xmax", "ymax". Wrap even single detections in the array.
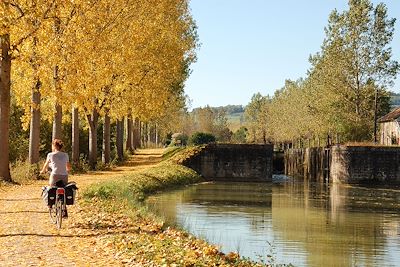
[{"xmin": 146, "ymin": 176, "xmax": 400, "ymax": 266}]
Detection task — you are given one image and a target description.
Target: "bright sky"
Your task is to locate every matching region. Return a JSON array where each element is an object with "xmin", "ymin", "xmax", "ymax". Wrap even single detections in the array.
[{"xmin": 185, "ymin": 0, "xmax": 400, "ymax": 109}]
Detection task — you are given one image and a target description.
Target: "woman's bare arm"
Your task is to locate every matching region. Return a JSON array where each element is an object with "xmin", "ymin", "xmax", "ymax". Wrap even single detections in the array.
[{"xmin": 40, "ymin": 159, "xmax": 50, "ymax": 174}]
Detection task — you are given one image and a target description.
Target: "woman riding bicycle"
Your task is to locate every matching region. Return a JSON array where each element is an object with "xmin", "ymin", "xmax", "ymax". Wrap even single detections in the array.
[{"xmin": 40, "ymin": 139, "xmax": 71, "ymax": 186}]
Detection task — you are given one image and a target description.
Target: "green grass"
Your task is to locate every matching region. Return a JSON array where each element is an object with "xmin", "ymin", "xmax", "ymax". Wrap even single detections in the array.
[
  {"xmin": 162, "ymin": 146, "xmax": 185, "ymax": 160},
  {"xmin": 169, "ymin": 145, "xmax": 206, "ymax": 164},
  {"xmin": 83, "ymin": 160, "xmax": 202, "ymax": 203}
]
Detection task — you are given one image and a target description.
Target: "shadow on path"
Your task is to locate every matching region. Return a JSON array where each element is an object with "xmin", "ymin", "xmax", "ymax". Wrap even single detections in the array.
[
  {"xmin": 0, "ymin": 198, "xmax": 41, "ymax": 201},
  {"xmin": 0, "ymin": 210, "xmax": 47, "ymax": 214},
  {"xmin": 0, "ymin": 229, "xmax": 136, "ymax": 239}
]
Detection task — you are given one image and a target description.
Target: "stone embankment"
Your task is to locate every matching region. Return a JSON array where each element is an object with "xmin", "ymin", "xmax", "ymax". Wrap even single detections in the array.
[{"xmin": 181, "ymin": 143, "xmax": 273, "ymax": 182}]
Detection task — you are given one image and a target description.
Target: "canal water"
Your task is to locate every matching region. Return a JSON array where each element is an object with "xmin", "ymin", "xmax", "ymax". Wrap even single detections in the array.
[{"xmin": 146, "ymin": 176, "xmax": 400, "ymax": 267}]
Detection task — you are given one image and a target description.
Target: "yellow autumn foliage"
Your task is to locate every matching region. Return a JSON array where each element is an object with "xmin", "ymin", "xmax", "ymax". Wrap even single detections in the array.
[{"xmin": 2, "ymin": 0, "xmax": 198, "ymax": 127}]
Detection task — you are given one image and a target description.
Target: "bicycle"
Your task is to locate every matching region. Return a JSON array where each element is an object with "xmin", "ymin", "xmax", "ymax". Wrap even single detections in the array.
[
  {"xmin": 42, "ymin": 181, "xmax": 77, "ymax": 229},
  {"xmin": 48, "ymin": 186, "xmax": 67, "ymax": 229}
]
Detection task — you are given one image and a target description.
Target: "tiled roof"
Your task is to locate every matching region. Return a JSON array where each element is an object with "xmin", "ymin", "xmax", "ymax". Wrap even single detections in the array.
[{"xmin": 378, "ymin": 107, "xmax": 400, "ymax": 123}]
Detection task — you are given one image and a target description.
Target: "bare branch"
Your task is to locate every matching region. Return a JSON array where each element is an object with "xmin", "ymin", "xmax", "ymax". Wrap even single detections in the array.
[
  {"xmin": 6, "ymin": 1, "xmax": 25, "ymax": 19},
  {"xmin": 11, "ymin": 0, "xmax": 57, "ymax": 52},
  {"xmin": 97, "ymin": 0, "xmax": 132, "ymax": 35}
]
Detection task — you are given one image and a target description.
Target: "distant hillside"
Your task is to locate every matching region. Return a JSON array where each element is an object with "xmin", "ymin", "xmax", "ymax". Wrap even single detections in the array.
[
  {"xmin": 192, "ymin": 93, "xmax": 400, "ymax": 132},
  {"xmin": 217, "ymin": 105, "xmax": 245, "ymax": 132},
  {"xmin": 192, "ymin": 105, "xmax": 244, "ymax": 114},
  {"xmin": 227, "ymin": 111, "xmax": 245, "ymax": 132},
  {"xmin": 391, "ymin": 92, "xmax": 400, "ymax": 108},
  {"xmin": 191, "ymin": 105, "xmax": 246, "ymax": 132}
]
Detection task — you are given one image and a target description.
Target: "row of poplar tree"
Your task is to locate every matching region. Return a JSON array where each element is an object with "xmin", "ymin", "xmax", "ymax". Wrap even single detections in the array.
[
  {"xmin": 245, "ymin": 0, "xmax": 399, "ymax": 145},
  {"xmin": 0, "ymin": 0, "xmax": 198, "ymax": 181}
]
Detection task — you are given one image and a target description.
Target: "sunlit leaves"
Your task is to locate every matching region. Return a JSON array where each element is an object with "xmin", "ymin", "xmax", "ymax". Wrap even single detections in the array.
[{"xmin": 6, "ymin": 0, "xmax": 198, "ymax": 134}]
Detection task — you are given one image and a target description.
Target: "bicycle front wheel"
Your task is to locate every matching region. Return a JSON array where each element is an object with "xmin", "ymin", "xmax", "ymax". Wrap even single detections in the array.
[{"xmin": 55, "ymin": 199, "xmax": 63, "ymax": 229}]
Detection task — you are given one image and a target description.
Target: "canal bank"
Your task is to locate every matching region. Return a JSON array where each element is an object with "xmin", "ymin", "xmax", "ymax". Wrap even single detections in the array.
[{"xmin": 83, "ymin": 147, "xmax": 267, "ymax": 266}]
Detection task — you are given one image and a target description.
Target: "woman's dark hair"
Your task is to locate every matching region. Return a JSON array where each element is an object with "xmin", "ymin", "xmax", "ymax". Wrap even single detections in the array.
[{"xmin": 53, "ymin": 139, "xmax": 63, "ymax": 150}]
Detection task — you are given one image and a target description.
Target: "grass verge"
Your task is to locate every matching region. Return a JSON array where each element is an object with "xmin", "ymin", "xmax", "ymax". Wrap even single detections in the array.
[
  {"xmin": 162, "ymin": 146, "xmax": 185, "ymax": 160},
  {"xmin": 84, "ymin": 160, "xmax": 201, "ymax": 203}
]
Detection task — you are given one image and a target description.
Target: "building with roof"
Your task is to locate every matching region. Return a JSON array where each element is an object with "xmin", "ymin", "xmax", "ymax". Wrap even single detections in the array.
[{"xmin": 378, "ymin": 107, "xmax": 400, "ymax": 145}]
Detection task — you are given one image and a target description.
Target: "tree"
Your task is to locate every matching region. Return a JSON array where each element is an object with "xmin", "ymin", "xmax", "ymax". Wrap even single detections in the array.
[
  {"xmin": 0, "ymin": 1, "xmax": 57, "ymax": 180},
  {"xmin": 245, "ymin": 93, "xmax": 270, "ymax": 143},
  {"xmin": 189, "ymin": 132, "xmax": 216, "ymax": 145},
  {"xmin": 4, "ymin": 0, "xmax": 199, "ymax": 175},
  {"xmin": 309, "ymin": 0, "xmax": 398, "ymax": 141},
  {"xmin": 232, "ymin": 127, "xmax": 248, "ymax": 143},
  {"xmin": 262, "ymin": 0, "xmax": 398, "ymax": 145}
]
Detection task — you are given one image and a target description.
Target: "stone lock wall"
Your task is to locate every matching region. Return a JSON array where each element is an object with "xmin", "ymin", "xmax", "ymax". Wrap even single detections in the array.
[
  {"xmin": 284, "ymin": 147, "xmax": 329, "ymax": 181},
  {"xmin": 331, "ymin": 145, "xmax": 400, "ymax": 184},
  {"xmin": 183, "ymin": 144, "xmax": 273, "ymax": 182}
]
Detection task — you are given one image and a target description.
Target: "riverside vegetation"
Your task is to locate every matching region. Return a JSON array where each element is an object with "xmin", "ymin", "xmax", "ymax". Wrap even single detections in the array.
[{"xmin": 82, "ymin": 147, "xmax": 268, "ymax": 266}]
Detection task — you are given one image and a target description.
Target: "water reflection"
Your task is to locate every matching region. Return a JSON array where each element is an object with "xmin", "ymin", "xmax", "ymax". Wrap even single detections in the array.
[{"xmin": 146, "ymin": 177, "xmax": 400, "ymax": 266}]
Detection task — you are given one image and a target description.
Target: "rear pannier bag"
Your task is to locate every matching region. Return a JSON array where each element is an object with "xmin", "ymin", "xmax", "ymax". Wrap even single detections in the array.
[
  {"xmin": 65, "ymin": 182, "xmax": 78, "ymax": 205},
  {"xmin": 42, "ymin": 186, "xmax": 57, "ymax": 206}
]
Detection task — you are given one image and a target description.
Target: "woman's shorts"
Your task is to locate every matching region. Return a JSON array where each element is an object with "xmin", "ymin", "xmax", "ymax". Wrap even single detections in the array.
[{"xmin": 49, "ymin": 174, "xmax": 68, "ymax": 187}]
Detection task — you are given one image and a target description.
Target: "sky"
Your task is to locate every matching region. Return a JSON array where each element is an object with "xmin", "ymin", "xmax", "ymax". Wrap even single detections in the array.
[{"xmin": 185, "ymin": 0, "xmax": 400, "ymax": 109}]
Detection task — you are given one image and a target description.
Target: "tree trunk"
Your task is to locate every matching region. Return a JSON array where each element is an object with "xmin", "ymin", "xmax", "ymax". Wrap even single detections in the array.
[
  {"xmin": 146, "ymin": 123, "xmax": 150, "ymax": 147},
  {"xmin": 373, "ymin": 88, "xmax": 378, "ymax": 143},
  {"xmin": 29, "ymin": 37, "xmax": 41, "ymax": 165},
  {"xmin": 131, "ymin": 119, "xmax": 136, "ymax": 151},
  {"xmin": 29, "ymin": 80, "xmax": 41, "ymax": 164},
  {"xmin": 136, "ymin": 118, "xmax": 141, "ymax": 148},
  {"xmin": 52, "ymin": 66, "xmax": 62, "ymax": 140},
  {"xmin": 87, "ymin": 108, "xmax": 98, "ymax": 170},
  {"xmin": 155, "ymin": 123, "xmax": 158, "ymax": 147},
  {"xmin": 141, "ymin": 121, "xmax": 145, "ymax": 148},
  {"xmin": 72, "ymin": 106, "xmax": 79, "ymax": 164},
  {"xmin": 133, "ymin": 117, "xmax": 140, "ymax": 149},
  {"xmin": 126, "ymin": 115, "xmax": 133, "ymax": 153},
  {"xmin": 102, "ymin": 112, "xmax": 110, "ymax": 164},
  {"xmin": 149, "ymin": 124, "xmax": 154, "ymax": 144},
  {"xmin": 0, "ymin": 34, "xmax": 11, "ymax": 181},
  {"xmin": 116, "ymin": 119, "xmax": 124, "ymax": 161},
  {"xmin": 52, "ymin": 103, "xmax": 62, "ymax": 140},
  {"xmin": 52, "ymin": 17, "xmax": 63, "ymax": 140}
]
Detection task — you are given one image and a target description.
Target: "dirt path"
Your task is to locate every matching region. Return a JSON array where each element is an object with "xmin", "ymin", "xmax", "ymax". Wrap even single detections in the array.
[{"xmin": 0, "ymin": 149, "xmax": 164, "ymax": 267}]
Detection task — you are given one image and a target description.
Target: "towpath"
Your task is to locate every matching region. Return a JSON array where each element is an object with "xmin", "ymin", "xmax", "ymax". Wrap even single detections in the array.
[{"xmin": 0, "ymin": 149, "xmax": 164, "ymax": 267}]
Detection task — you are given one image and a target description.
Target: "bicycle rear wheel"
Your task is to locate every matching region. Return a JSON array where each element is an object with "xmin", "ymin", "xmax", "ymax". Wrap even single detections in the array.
[
  {"xmin": 55, "ymin": 199, "xmax": 63, "ymax": 229},
  {"xmin": 49, "ymin": 205, "xmax": 57, "ymax": 224}
]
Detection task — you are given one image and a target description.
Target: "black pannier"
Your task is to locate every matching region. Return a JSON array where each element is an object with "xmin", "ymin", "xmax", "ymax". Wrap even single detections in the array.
[
  {"xmin": 42, "ymin": 186, "xmax": 57, "ymax": 206},
  {"xmin": 65, "ymin": 182, "xmax": 78, "ymax": 205}
]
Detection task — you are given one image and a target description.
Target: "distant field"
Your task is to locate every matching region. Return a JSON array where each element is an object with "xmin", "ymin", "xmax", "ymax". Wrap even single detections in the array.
[{"xmin": 227, "ymin": 112, "xmax": 246, "ymax": 132}]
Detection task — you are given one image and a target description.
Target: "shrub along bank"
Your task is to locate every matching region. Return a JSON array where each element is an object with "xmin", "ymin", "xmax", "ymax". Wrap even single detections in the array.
[{"xmin": 83, "ymin": 147, "xmax": 265, "ymax": 266}]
